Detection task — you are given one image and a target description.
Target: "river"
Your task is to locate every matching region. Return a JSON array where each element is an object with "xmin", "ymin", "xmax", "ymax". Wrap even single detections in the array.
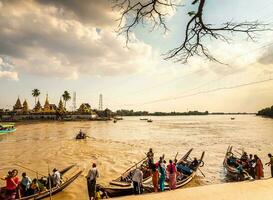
[{"xmin": 0, "ymin": 115, "xmax": 273, "ymax": 199}]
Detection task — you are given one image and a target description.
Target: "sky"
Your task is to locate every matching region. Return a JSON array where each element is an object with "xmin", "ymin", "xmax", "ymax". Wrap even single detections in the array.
[{"xmin": 0, "ymin": 0, "xmax": 273, "ymax": 112}]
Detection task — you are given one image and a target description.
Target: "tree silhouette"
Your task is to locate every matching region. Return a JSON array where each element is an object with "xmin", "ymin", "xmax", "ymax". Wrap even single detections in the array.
[
  {"xmin": 113, "ymin": 0, "xmax": 270, "ymax": 63},
  {"xmin": 62, "ymin": 91, "xmax": 71, "ymax": 109},
  {"xmin": 32, "ymin": 89, "xmax": 40, "ymax": 105}
]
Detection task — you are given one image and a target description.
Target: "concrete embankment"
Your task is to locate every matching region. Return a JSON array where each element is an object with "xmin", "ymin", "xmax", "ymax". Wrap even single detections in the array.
[{"xmin": 117, "ymin": 179, "xmax": 273, "ymax": 200}]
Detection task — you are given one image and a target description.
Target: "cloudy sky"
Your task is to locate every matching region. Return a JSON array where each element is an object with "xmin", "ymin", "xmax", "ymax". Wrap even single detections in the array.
[{"xmin": 0, "ymin": 0, "xmax": 273, "ymax": 112}]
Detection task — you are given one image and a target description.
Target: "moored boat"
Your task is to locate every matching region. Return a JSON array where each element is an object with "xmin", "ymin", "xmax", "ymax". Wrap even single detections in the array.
[
  {"xmin": 147, "ymin": 119, "xmax": 152, "ymax": 123},
  {"xmin": 140, "ymin": 118, "xmax": 148, "ymax": 121},
  {"xmin": 143, "ymin": 149, "xmax": 204, "ymax": 191},
  {"xmin": 102, "ymin": 149, "xmax": 195, "ymax": 198},
  {"xmin": 223, "ymin": 146, "xmax": 251, "ymax": 181},
  {"xmin": 0, "ymin": 164, "xmax": 82, "ymax": 200},
  {"xmin": 0, "ymin": 123, "xmax": 16, "ymax": 135}
]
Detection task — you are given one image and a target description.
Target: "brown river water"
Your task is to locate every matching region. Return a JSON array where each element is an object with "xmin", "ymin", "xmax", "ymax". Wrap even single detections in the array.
[{"xmin": 0, "ymin": 115, "xmax": 273, "ymax": 200}]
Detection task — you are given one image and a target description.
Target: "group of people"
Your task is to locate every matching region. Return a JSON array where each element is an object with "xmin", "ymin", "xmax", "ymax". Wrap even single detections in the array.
[
  {"xmin": 0, "ymin": 168, "xmax": 61, "ymax": 199},
  {"xmin": 131, "ymin": 148, "xmax": 199, "ymax": 195},
  {"xmin": 229, "ymin": 151, "xmax": 273, "ymax": 180}
]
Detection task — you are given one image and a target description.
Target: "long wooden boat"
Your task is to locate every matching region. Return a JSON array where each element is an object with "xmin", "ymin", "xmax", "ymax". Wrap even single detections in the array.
[
  {"xmin": 143, "ymin": 149, "xmax": 204, "ymax": 191},
  {"xmin": 109, "ymin": 157, "xmax": 151, "ymax": 187},
  {"xmin": 0, "ymin": 164, "xmax": 82, "ymax": 200},
  {"xmin": 0, "ymin": 124, "xmax": 16, "ymax": 135},
  {"xmin": 223, "ymin": 146, "xmax": 251, "ymax": 180},
  {"xmin": 102, "ymin": 149, "xmax": 194, "ymax": 198}
]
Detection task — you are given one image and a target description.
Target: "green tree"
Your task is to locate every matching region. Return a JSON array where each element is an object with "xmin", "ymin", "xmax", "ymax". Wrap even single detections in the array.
[
  {"xmin": 62, "ymin": 91, "xmax": 71, "ymax": 109},
  {"xmin": 32, "ymin": 89, "xmax": 40, "ymax": 105}
]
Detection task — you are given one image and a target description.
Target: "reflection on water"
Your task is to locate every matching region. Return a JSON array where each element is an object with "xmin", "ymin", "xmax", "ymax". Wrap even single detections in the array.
[{"xmin": 0, "ymin": 115, "xmax": 273, "ymax": 199}]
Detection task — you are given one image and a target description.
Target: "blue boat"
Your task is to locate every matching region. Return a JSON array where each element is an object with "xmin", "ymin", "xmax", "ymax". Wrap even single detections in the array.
[{"xmin": 0, "ymin": 123, "xmax": 16, "ymax": 135}]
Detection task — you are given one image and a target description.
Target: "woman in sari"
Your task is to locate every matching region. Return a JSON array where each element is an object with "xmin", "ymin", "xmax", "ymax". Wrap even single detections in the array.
[
  {"xmin": 167, "ymin": 160, "xmax": 177, "ymax": 190},
  {"xmin": 254, "ymin": 155, "xmax": 264, "ymax": 179},
  {"xmin": 158, "ymin": 160, "xmax": 166, "ymax": 192},
  {"xmin": 151, "ymin": 164, "xmax": 159, "ymax": 192}
]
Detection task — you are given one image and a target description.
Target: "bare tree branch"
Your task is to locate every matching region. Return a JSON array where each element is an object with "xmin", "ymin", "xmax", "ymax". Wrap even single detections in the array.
[{"xmin": 113, "ymin": 0, "xmax": 270, "ymax": 63}]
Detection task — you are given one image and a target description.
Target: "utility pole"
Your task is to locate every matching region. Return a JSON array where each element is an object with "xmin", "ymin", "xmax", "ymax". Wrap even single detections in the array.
[{"xmin": 99, "ymin": 94, "xmax": 103, "ymax": 110}]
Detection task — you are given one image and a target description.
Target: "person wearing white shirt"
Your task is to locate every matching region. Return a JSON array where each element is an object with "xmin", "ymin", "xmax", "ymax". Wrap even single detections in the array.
[
  {"xmin": 52, "ymin": 168, "xmax": 61, "ymax": 187},
  {"xmin": 86, "ymin": 163, "xmax": 99, "ymax": 200},
  {"xmin": 132, "ymin": 166, "xmax": 143, "ymax": 194}
]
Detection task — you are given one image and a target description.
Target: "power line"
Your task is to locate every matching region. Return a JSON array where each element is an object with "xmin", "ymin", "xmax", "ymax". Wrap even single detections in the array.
[{"xmin": 124, "ymin": 78, "xmax": 273, "ymax": 106}]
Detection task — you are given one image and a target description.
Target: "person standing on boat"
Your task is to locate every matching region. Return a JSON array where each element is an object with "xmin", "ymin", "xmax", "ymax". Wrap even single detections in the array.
[
  {"xmin": 167, "ymin": 160, "xmax": 177, "ymax": 190},
  {"xmin": 158, "ymin": 160, "xmax": 166, "ymax": 192},
  {"xmin": 52, "ymin": 168, "xmax": 61, "ymax": 187},
  {"xmin": 132, "ymin": 166, "xmax": 143, "ymax": 195},
  {"xmin": 254, "ymin": 155, "xmax": 264, "ymax": 179},
  {"xmin": 20, "ymin": 172, "xmax": 32, "ymax": 196},
  {"xmin": 265, "ymin": 153, "xmax": 273, "ymax": 177},
  {"xmin": 147, "ymin": 148, "xmax": 154, "ymax": 168},
  {"xmin": 151, "ymin": 164, "xmax": 159, "ymax": 192},
  {"xmin": 86, "ymin": 163, "xmax": 99, "ymax": 200}
]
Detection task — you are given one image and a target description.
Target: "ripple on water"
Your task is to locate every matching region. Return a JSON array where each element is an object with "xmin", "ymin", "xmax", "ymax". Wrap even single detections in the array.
[{"xmin": 0, "ymin": 115, "xmax": 273, "ymax": 199}]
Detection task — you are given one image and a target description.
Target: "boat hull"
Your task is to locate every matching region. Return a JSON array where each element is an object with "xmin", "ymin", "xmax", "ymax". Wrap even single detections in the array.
[
  {"xmin": 0, "ymin": 164, "xmax": 82, "ymax": 200},
  {"xmin": 0, "ymin": 128, "xmax": 16, "ymax": 135}
]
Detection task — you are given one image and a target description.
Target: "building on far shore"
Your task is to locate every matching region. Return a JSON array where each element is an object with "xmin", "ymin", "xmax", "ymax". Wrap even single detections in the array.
[{"xmin": 0, "ymin": 94, "xmax": 116, "ymax": 122}]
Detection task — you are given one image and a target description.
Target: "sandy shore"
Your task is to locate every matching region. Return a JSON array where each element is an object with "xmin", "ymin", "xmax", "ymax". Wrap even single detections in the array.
[{"xmin": 117, "ymin": 178, "xmax": 273, "ymax": 200}]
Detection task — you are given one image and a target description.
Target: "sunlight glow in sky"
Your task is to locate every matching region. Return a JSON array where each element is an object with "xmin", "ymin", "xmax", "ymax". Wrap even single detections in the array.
[{"xmin": 0, "ymin": 0, "xmax": 273, "ymax": 112}]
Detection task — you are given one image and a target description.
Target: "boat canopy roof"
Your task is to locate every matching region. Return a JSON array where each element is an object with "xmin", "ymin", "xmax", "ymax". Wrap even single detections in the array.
[{"xmin": 0, "ymin": 123, "xmax": 15, "ymax": 128}]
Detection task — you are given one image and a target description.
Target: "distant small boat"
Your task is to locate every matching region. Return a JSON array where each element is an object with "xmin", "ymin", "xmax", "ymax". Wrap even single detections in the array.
[
  {"xmin": 113, "ymin": 119, "xmax": 117, "ymax": 123},
  {"xmin": 75, "ymin": 131, "xmax": 87, "ymax": 139},
  {"xmin": 0, "ymin": 123, "xmax": 16, "ymax": 135},
  {"xmin": 140, "ymin": 118, "xmax": 148, "ymax": 121},
  {"xmin": 147, "ymin": 119, "xmax": 153, "ymax": 122},
  {"xmin": 231, "ymin": 117, "xmax": 235, "ymax": 120},
  {"xmin": 114, "ymin": 117, "xmax": 123, "ymax": 120}
]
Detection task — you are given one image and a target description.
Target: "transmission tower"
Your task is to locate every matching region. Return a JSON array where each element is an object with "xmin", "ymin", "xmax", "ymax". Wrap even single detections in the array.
[
  {"xmin": 72, "ymin": 92, "xmax": 76, "ymax": 111},
  {"xmin": 99, "ymin": 94, "xmax": 103, "ymax": 110}
]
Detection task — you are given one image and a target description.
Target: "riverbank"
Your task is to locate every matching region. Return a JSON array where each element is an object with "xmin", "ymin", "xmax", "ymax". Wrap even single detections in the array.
[{"xmin": 117, "ymin": 178, "xmax": 273, "ymax": 200}]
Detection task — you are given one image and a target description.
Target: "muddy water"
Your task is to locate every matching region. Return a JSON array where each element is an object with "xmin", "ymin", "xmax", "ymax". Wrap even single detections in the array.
[{"xmin": 0, "ymin": 115, "xmax": 273, "ymax": 199}]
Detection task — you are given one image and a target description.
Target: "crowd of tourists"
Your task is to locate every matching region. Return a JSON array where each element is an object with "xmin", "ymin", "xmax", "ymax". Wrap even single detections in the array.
[
  {"xmin": 0, "ymin": 168, "xmax": 61, "ymax": 199},
  {"xmin": 228, "ymin": 151, "xmax": 273, "ymax": 180}
]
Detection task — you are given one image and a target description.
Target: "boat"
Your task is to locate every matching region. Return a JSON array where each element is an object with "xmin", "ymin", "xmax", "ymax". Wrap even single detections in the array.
[
  {"xmin": 143, "ymin": 149, "xmax": 205, "ymax": 191},
  {"xmin": 231, "ymin": 117, "xmax": 235, "ymax": 120},
  {"xmin": 140, "ymin": 118, "xmax": 148, "ymax": 121},
  {"xmin": 0, "ymin": 123, "xmax": 16, "ymax": 135},
  {"xmin": 0, "ymin": 164, "xmax": 82, "ymax": 200},
  {"xmin": 223, "ymin": 146, "xmax": 251, "ymax": 181},
  {"xmin": 109, "ymin": 157, "xmax": 151, "ymax": 187},
  {"xmin": 75, "ymin": 130, "xmax": 87, "ymax": 139},
  {"xmin": 114, "ymin": 117, "xmax": 123, "ymax": 120},
  {"xmin": 113, "ymin": 119, "xmax": 117, "ymax": 123},
  {"xmin": 101, "ymin": 149, "xmax": 194, "ymax": 198},
  {"xmin": 147, "ymin": 119, "xmax": 152, "ymax": 123}
]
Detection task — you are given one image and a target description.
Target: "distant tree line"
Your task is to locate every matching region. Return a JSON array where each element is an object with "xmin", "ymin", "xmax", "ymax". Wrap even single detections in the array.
[
  {"xmin": 115, "ymin": 109, "xmax": 209, "ymax": 116},
  {"xmin": 257, "ymin": 106, "xmax": 273, "ymax": 118}
]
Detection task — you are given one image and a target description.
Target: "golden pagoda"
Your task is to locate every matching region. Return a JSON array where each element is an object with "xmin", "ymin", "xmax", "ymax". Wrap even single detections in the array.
[
  {"xmin": 22, "ymin": 99, "xmax": 29, "ymax": 113},
  {"xmin": 43, "ymin": 94, "xmax": 57, "ymax": 113},
  {"xmin": 78, "ymin": 103, "xmax": 91, "ymax": 113},
  {"xmin": 34, "ymin": 99, "xmax": 42, "ymax": 112},
  {"xmin": 13, "ymin": 97, "xmax": 23, "ymax": 112}
]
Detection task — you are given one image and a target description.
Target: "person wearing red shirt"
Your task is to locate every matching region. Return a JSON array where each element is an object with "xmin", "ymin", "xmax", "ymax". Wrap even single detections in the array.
[
  {"xmin": 1, "ymin": 170, "xmax": 19, "ymax": 199},
  {"xmin": 167, "ymin": 160, "xmax": 177, "ymax": 190}
]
